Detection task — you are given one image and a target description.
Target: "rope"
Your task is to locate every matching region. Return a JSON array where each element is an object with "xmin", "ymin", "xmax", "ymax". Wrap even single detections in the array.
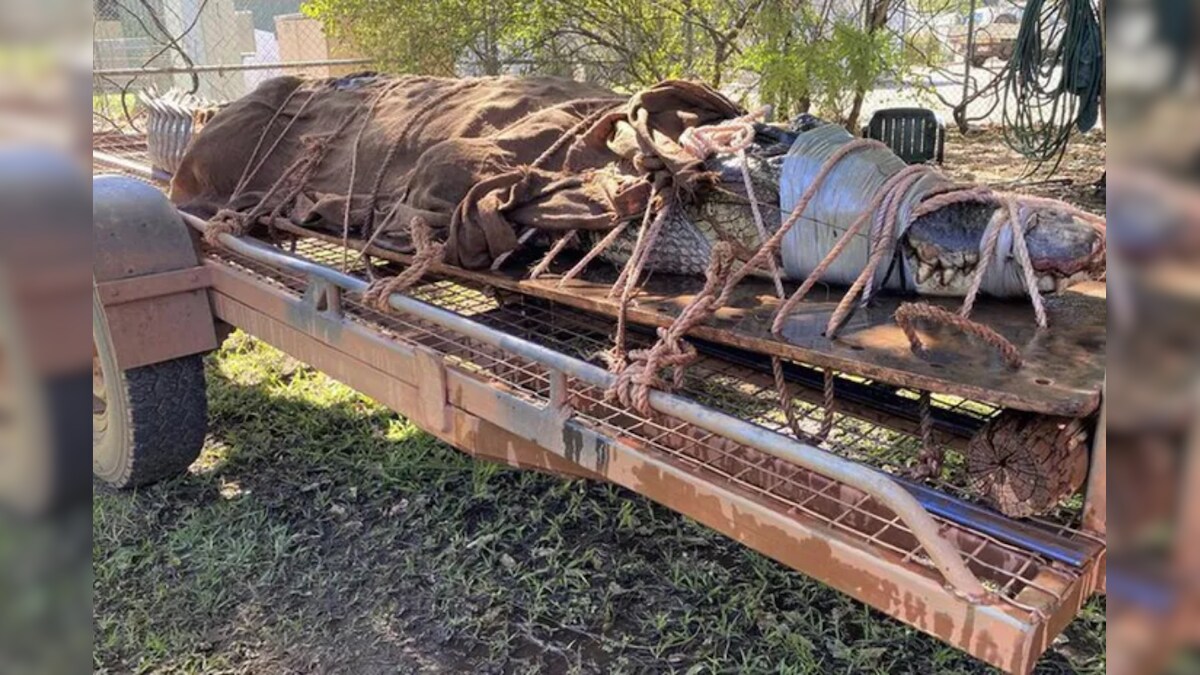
[
  {"xmin": 738, "ymin": 148, "xmax": 786, "ymax": 299},
  {"xmin": 771, "ymin": 357, "xmax": 808, "ymax": 441},
  {"xmin": 959, "ymin": 208, "xmax": 1008, "ymax": 319},
  {"xmin": 458, "ymin": 100, "xmax": 624, "ymax": 273},
  {"xmin": 1002, "ymin": 200, "xmax": 1049, "ymax": 327},
  {"xmin": 557, "ymin": 222, "xmax": 630, "ymax": 287},
  {"xmin": 824, "ymin": 166, "xmax": 931, "ymax": 335},
  {"xmin": 611, "ymin": 193, "xmax": 671, "ymax": 363},
  {"xmin": 229, "ymin": 87, "xmax": 317, "ymax": 202},
  {"xmin": 678, "ymin": 108, "xmax": 764, "ymax": 157},
  {"xmin": 204, "ymin": 87, "xmax": 320, "ymax": 247},
  {"xmin": 909, "ymin": 186, "xmax": 1002, "ymax": 218},
  {"xmin": 604, "ymin": 139, "xmax": 883, "ymax": 415},
  {"xmin": 917, "ymin": 189, "xmax": 1059, "ymax": 329},
  {"xmin": 910, "ymin": 391, "xmax": 944, "ymax": 480},
  {"xmin": 361, "ymin": 217, "xmax": 444, "ymax": 310},
  {"xmin": 363, "ymin": 79, "xmax": 486, "ymax": 241},
  {"xmin": 528, "ymin": 231, "xmax": 577, "ymax": 280},
  {"xmin": 531, "ymin": 103, "xmax": 623, "ymax": 171},
  {"xmin": 608, "ymin": 187, "xmax": 667, "ymax": 299},
  {"xmin": 819, "ymin": 368, "xmax": 837, "ymax": 441},
  {"xmin": 605, "ymin": 242, "xmax": 735, "ymax": 415},
  {"xmin": 718, "ymin": 139, "xmax": 887, "ymax": 304},
  {"xmin": 342, "ymin": 79, "xmax": 409, "ymax": 271},
  {"xmin": 206, "ymin": 82, "xmax": 367, "ymax": 248},
  {"xmin": 894, "ymin": 302, "xmax": 1024, "ymax": 369},
  {"xmin": 204, "ymin": 148, "xmax": 316, "ymax": 246},
  {"xmin": 1000, "ymin": 0, "xmax": 1104, "ymax": 172},
  {"xmin": 771, "ymin": 163, "xmax": 929, "ymax": 337},
  {"xmin": 267, "ymin": 114, "xmax": 360, "ymax": 222},
  {"xmin": 678, "ymin": 108, "xmax": 788, "ymax": 300}
]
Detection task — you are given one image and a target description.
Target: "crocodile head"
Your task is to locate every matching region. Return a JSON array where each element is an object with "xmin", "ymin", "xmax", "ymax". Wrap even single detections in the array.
[{"xmin": 902, "ymin": 201, "xmax": 1106, "ymax": 296}]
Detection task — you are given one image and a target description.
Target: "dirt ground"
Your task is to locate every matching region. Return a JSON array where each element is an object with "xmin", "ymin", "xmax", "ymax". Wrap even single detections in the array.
[
  {"xmin": 941, "ymin": 127, "xmax": 1106, "ymax": 214},
  {"xmin": 92, "ymin": 130, "xmax": 1107, "ymax": 675}
]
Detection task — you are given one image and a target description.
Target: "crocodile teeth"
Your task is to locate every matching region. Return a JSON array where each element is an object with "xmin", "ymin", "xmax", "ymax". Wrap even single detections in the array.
[
  {"xmin": 917, "ymin": 262, "xmax": 937, "ymax": 284},
  {"xmin": 917, "ymin": 243, "xmax": 941, "ymax": 263},
  {"xmin": 1037, "ymin": 275, "xmax": 1056, "ymax": 293},
  {"xmin": 964, "ymin": 251, "xmax": 980, "ymax": 267},
  {"xmin": 940, "ymin": 267, "xmax": 958, "ymax": 286},
  {"xmin": 941, "ymin": 252, "xmax": 965, "ymax": 269}
]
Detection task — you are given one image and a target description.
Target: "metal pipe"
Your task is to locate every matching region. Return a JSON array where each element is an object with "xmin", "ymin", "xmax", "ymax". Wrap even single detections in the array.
[
  {"xmin": 180, "ymin": 212, "xmax": 989, "ymax": 600},
  {"xmin": 895, "ymin": 476, "xmax": 1099, "ymax": 567},
  {"xmin": 93, "ymin": 59, "xmax": 375, "ymax": 78},
  {"xmin": 93, "ymin": 150, "xmax": 172, "ymax": 183}
]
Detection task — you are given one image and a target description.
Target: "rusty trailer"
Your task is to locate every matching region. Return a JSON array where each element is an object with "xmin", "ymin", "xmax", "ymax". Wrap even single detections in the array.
[{"xmin": 90, "ymin": 142, "xmax": 1106, "ymax": 674}]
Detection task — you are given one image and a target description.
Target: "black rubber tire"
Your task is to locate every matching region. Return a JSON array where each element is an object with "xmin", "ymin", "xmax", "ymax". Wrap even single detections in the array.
[
  {"xmin": 94, "ymin": 358, "xmax": 209, "ymax": 489},
  {"xmin": 93, "ymin": 290, "xmax": 208, "ymax": 489}
]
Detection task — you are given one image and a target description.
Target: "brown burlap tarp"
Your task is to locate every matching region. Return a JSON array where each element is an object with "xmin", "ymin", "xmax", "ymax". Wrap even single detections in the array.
[{"xmin": 171, "ymin": 74, "xmax": 744, "ymax": 269}]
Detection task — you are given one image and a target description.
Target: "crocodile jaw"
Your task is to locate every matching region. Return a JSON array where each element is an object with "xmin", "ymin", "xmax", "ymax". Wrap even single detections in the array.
[{"xmin": 904, "ymin": 205, "xmax": 1106, "ymax": 297}]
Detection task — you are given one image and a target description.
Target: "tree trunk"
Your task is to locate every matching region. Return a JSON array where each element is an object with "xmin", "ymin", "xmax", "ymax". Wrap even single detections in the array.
[
  {"xmin": 846, "ymin": 91, "xmax": 866, "ymax": 135},
  {"xmin": 683, "ymin": 0, "xmax": 696, "ymax": 78},
  {"xmin": 846, "ymin": 0, "xmax": 892, "ymax": 133}
]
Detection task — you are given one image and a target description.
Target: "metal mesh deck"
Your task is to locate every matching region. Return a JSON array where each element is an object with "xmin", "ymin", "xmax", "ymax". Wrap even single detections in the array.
[
  {"xmin": 210, "ymin": 236, "xmax": 1102, "ymax": 611},
  {"xmin": 91, "ymin": 136, "xmax": 1101, "ymax": 614}
]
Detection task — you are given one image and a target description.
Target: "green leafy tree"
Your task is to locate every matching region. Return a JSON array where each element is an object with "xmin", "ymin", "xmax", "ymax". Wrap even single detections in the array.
[
  {"xmin": 301, "ymin": 0, "xmax": 528, "ymax": 76},
  {"xmin": 741, "ymin": 0, "xmax": 906, "ymax": 128},
  {"xmin": 303, "ymin": 0, "xmax": 921, "ymax": 127},
  {"xmin": 505, "ymin": 0, "xmax": 767, "ymax": 89}
]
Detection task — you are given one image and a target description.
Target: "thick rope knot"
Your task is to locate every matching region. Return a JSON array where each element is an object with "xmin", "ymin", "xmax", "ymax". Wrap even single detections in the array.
[
  {"xmin": 203, "ymin": 209, "xmax": 250, "ymax": 246},
  {"xmin": 679, "ymin": 108, "xmax": 767, "ymax": 160},
  {"xmin": 605, "ymin": 341, "xmax": 700, "ymax": 415},
  {"xmin": 604, "ymin": 242, "xmax": 735, "ymax": 413},
  {"xmin": 361, "ymin": 217, "xmax": 444, "ymax": 311},
  {"xmin": 894, "ymin": 302, "xmax": 1024, "ymax": 369}
]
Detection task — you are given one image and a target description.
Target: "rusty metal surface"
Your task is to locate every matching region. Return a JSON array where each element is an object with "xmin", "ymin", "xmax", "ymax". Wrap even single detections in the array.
[
  {"xmin": 93, "ymin": 176, "xmax": 218, "ymax": 369},
  {"xmin": 191, "ymin": 217, "xmax": 997, "ymax": 601},
  {"xmin": 88, "ymin": 150, "xmax": 1106, "ymax": 670},
  {"xmin": 205, "ymin": 256, "xmax": 1102, "ymax": 674},
  {"xmin": 272, "ymin": 222, "xmax": 1104, "ymax": 418},
  {"xmin": 102, "ymin": 290, "xmax": 218, "ymax": 370},
  {"xmin": 95, "ymin": 267, "xmax": 211, "ymax": 307},
  {"xmin": 226, "ymin": 230, "xmax": 1104, "ymax": 545},
  {"xmin": 530, "ymin": 271, "xmax": 1105, "ymax": 418}
]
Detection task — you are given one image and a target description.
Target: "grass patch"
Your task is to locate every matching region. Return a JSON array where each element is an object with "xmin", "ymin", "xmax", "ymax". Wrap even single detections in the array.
[{"xmin": 93, "ymin": 334, "xmax": 1106, "ymax": 674}]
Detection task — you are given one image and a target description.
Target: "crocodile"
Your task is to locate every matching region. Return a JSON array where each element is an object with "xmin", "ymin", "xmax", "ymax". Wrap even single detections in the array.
[{"xmin": 588, "ymin": 118, "xmax": 1106, "ymax": 299}]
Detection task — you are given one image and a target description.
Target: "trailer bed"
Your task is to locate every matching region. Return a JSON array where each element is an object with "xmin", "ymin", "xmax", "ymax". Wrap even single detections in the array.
[
  {"xmin": 93, "ymin": 138, "xmax": 1107, "ymax": 674},
  {"xmin": 275, "ymin": 222, "xmax": 1107, "ymax": 419}
]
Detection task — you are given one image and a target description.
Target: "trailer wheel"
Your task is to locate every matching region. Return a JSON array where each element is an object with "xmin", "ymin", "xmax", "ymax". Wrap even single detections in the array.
[{"xmin": 92, "ymin": 288, "xmax": 208, "ymax": 489}]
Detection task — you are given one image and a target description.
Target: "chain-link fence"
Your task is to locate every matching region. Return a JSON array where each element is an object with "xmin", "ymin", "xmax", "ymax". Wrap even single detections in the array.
[
  {"xmin": 860, "ymin": 0, "xmax": 1028, "ymax": 129},
  {"xmin": 93, "ymin": 0, "xmax": 371, "ymax": 133},
  {"xmin": 92, "ymin": 0, "xmax": 1032, "ymax": 137}
]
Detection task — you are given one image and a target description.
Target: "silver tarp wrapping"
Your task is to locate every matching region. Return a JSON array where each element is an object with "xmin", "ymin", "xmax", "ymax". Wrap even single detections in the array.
[
  {"xmin": 780, "ymin": 124, "xmax": 945, "ymax": 290},
  {"xmin": 779, "ymin": 124, "xmax": 1042, "ymax": 297}
]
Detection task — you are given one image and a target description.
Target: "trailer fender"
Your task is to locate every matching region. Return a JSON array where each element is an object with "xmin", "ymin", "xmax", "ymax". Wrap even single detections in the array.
[{"xmin": 93, "ymin": 175, "xmax": 218, "ymax": 369}]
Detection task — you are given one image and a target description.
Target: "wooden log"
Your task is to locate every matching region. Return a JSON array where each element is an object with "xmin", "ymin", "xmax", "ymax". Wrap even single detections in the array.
[{"xmin": 966, "ymin": 412, "xmax": 1091, "ymax": 518}]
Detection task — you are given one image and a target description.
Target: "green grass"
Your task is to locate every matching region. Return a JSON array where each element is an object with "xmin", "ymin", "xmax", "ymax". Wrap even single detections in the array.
[
  {"xmin": 93, "ymin": 333, "xmax": 1106, "ymax": 674},
  {"xmin": 93, "ymin": 93, "xmax": 140, "ymax": 130}
]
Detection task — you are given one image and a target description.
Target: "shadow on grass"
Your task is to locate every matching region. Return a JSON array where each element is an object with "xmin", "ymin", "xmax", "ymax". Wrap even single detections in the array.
[{"xmin": 92, "ymin": 341, "xmax": 1106, "ymax": 675}]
